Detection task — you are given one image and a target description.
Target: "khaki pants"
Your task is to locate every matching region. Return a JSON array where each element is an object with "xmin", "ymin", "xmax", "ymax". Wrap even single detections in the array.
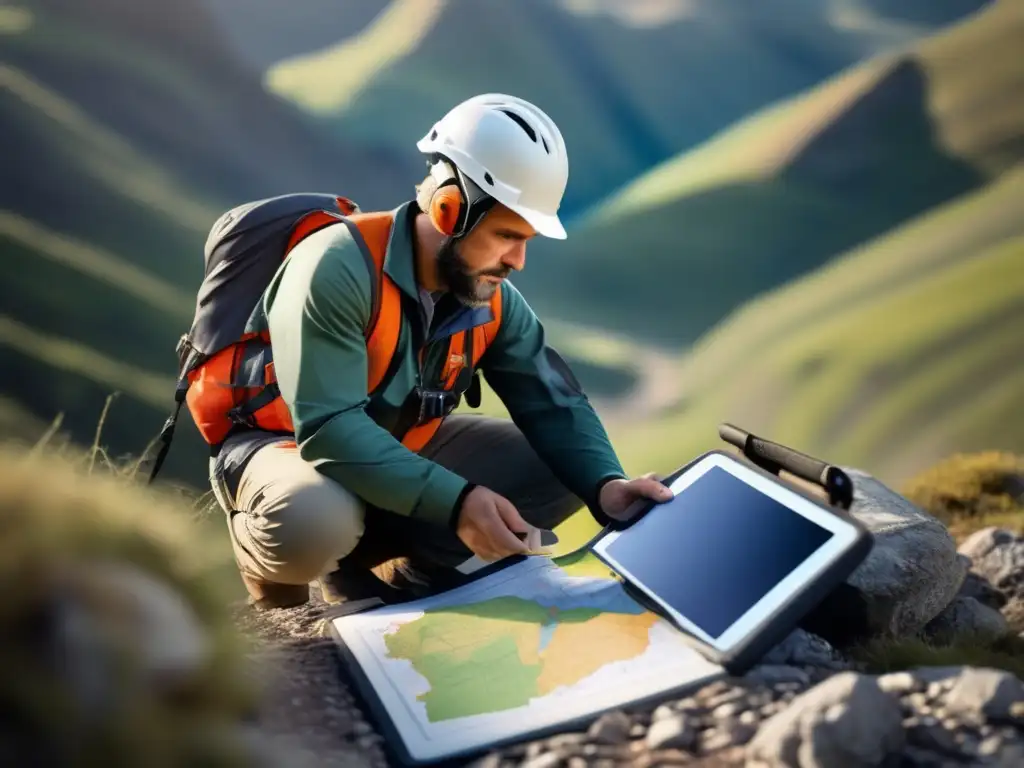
[{"xmin": 211, "ymin": 415, "xmax": 584, "ymax": 587}]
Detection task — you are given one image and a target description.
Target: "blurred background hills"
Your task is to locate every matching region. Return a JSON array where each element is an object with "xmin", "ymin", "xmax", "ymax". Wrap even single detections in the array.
[{"xmin": 1, "ymin": 0, "xmax": 1021, "ymax": 493}]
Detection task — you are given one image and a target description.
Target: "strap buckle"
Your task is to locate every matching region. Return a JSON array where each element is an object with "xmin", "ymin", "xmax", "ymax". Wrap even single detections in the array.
[
  {"xmin": 415, "ymin": 388, "xmax": 459, "ymax": 425},
  {"xmin": 227, "ymin": 407, "xmax": 257, "ymax": 429}
]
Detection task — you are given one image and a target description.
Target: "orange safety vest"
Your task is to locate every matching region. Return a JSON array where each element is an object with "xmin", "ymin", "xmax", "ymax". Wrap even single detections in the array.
[{"xmin": 145, "ymin": 194, "xmax": 501, "ymax": 483}]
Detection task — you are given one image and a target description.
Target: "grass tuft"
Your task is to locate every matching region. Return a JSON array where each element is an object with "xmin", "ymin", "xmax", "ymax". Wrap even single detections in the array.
[
  {"xmin": 850, "ymin": 633, "xmax": 1024, "ymax": 680},
  {"xmin": 901, "ymin": 451, "xmax": 1024, "ymax": 540},
  {"xmin": 0, "ymin": 429, "xmax": 267, "ymax": 765}
]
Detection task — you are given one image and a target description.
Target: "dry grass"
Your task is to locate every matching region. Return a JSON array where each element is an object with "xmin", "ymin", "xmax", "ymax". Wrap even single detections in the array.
[
  {"xmin": 0, "ymin": 401, "xmax": 266, "ymax": 766},
  {"xmin": 901, "ymin": 450, "xmax": 1024, "ymax": 541},
  {"xmin": 20, "ymin": 394, "xmax": 221, "ymax": 519}
]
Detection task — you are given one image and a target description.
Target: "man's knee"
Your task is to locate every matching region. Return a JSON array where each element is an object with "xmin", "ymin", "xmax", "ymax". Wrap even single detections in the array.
[
  {"xmin": 422, "ymin": 415, "xmax": 586, "ymax": 531},
  {"xmin": 231, "ymin": 446, "xmax": 365, "ymax": 585}
]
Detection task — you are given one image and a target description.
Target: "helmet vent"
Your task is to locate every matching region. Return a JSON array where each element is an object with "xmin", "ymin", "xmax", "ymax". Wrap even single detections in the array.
[
  {"xmin": 483, "ymin": 172, "xmax": 494, "ymax": 186},
  {"xmin": 500, "ymin": 108, "xmax": 538, "ymax": 144}
]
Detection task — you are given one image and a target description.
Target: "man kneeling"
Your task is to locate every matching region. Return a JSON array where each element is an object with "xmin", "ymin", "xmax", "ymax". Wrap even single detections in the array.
[{"xmin": 198, "ymin": 94, "xmax": 671, "ymax": 608}]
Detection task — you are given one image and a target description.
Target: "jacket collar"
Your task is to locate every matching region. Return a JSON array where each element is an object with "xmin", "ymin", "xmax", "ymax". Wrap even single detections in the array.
[
  {"xmin": 381, "ymin": 200, "xmax": 420, "ymax": 300},
  {"xmin": 381, "ymin": 201, "xmax": 496, "ymax": 341}
]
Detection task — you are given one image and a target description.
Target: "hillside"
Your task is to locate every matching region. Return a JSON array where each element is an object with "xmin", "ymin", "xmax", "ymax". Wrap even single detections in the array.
[
  {"xmin": 264, "ymin": 0, "xmax": 977, "ymax": 217},
  {"xmin": 0, "ymin": 2, "xmax": 411, "ymax": 487},
  {"xmin": 605, "ymin": 164, "xmax": 1024, "ymax": 494},
  {"xmin": 0, "ymin": 0, "xmax": 1012, "ymax": 494},
  {"xmin": 202, "ymin": 0, "xmax": 390, "ymax": 72},
  {"xmin": 512, "ymin": 0, "xmax": 1023, "ymax": 345}
]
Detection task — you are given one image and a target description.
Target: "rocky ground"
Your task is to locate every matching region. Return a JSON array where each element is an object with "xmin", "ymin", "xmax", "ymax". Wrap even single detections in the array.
[
  {"xmin": 238, "ymin": 598, "xmax": 1024, "ymax": 767},
  {"xmin": 231, "ymin": 454, "xmax": 1024, "ymax": 768},
  {"xmin": 236, "ymin": 525, "xmax": 1024, "ymax": 767},
  {"xmin": 10, "ymin": 436, "xmax": 1023, "ymax": 765}
]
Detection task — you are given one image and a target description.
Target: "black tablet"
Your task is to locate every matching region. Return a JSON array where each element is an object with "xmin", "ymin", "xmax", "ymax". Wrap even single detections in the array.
[{"xmin": 591, "ymin": 451, "xmax": 870, "ymax": 663}]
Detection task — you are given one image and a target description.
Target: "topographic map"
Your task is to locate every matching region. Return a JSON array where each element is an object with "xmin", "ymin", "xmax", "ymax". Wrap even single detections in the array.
[{"xmin": 331, "ymin": 549, "xmax": 724, "ymax": 763}]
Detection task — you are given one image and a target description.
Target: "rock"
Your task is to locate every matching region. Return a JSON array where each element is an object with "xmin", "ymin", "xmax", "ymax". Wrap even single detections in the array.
[
  {"xmin": 587, "ymin": 710, "xmax": 631, "ymax": 744},
  {"xmin": 746, "ymin": 672, "xmax": 905, "ymax": 767},
  {"xmin": 672, "ymin": 696, "xmax": 702, "ymax": 714},
  {"xmin": 841, "ymin": 468, "xmax": 969, "ymax": 637},
  {"xmin": 646, "ymin": 713, "xmax": 697, "ymax": 751},
  {"xmin": 921, "ymin": 596, "xmax": 1011, "ymax": 644},
  {"xmin": 521, "ymin": 751, "xmax": 563, "ymax": 768},
  {"xmin": 905, "ymin": 719, "xmax": 960, "ymax": 755},
  {"xmin": 959, "ymin": 528, "xmax": 1024, "ymax": 599},
  {"xmin": 635, "ymin": 749, "xmax": 693, "ymax": 767},
  {"xmin": 745, "ymin": 665, "xmax": 812, "ymax": 687},
  {"xmin": 701, "ymin": 720, "xmax": 756, "ymax": 752},
  {"xmin": 546, "ymin": 733, "xmax": 586, "ymax": 750},
  {"xmin": 57, "ymin": 561, "xmax": 213, "ymax": 693},
  {"xmin": 712, "ymin": 701, "xmax": 741, "ymax": 719},
  {"xmin": 705, "ymin": 687, "xmax": 746, "ymax": 708},
  {"xmin": 875, "ymin": 671, "xmax": 921, "ymax": 696},
  {"xmin": 761, "ymin": 629, "xmax": 850, "ymax": 670},
  {"xmin": 1005, "ymin": 597, "xmax": 1024, "ymax": 633},
  {"xmin": 351, "ymin": 720, "xmax": 373, "ymax": 737},
  {"xmin": 579, "ymin": 743, "xmax": 632, "ymax": 761},
  {"xmin": 943, "ymin": 668, "xmax": 1024, "ymax": 723},
  {"xmin": 957, "ymin": 571, "xmax": 1009, "ymax": 610},
  {"xmin": 652, "ymin": 704, "xmax": 676, "ymax": 722},
  {"xmin": 994, "ymin": 741, "xmax": 1024, "ymax": 767}
]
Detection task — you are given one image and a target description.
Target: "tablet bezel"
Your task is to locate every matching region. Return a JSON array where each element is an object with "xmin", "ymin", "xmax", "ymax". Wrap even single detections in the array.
[{"xmin": 591, "ymin": 451, "xmax": 862, "ymax": 654}]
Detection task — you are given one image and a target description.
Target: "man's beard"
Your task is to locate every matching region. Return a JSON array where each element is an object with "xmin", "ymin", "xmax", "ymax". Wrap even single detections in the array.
[{"xmin": 436, "ymin": 237, "xmax": 509, "ymax": 307}]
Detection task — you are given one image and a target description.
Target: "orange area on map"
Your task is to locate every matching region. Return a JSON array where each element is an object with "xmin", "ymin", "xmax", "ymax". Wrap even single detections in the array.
[{"xmin": 536, "ymin": 610, "xmax": 659, "ymax": 693}]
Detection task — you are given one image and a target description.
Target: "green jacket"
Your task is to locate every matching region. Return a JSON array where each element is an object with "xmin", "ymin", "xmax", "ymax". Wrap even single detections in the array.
[{"xmin": 256, "ymin": 201, "xmax": 626, "ymax": 529}]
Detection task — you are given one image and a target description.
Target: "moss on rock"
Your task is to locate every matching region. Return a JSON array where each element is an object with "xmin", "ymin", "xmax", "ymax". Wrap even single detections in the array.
[
  {"xmin": 0, "ymin": 440, "xmax": 269, "ymax": 766},
  {"xmin": 901, "ymin": 451, "xmax": 1024, "ymax": 539}
]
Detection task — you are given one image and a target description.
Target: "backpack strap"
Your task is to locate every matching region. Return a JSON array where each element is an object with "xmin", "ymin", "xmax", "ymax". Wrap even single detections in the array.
[
  {"xmin": 145, "ymin": 199, "xmax": 358, "ymax": 486},
  {"xmin": 343, "ymin": 212, "xmax": 402, "ymax": 394},
  {"xmin": 211, "ymin": 211, "xmax": 400, "ymax": 439},
  {"xmin": 464, "ymin": 284, "xmax": 504, "ymax": 407}
]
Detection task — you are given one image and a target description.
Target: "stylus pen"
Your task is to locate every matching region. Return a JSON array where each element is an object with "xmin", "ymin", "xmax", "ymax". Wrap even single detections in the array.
[{"xmin": 718, "ymin": 423, "xmax": 854, "ymax": 510}]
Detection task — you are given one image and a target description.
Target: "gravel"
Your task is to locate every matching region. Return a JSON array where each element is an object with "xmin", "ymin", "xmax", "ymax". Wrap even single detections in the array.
[
  {"xmin": 232, "ymin": 590, "xmax": 386, "ymax": 768},
  {"xmin": 232, "ymin": 585, "xmax": 1024, "ymax": 768}
]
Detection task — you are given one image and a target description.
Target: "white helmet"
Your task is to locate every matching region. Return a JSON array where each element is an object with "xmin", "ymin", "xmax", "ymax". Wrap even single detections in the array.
[{"xmin": 416, "ymin": 93, "xmax": 569, "ymax": 240}]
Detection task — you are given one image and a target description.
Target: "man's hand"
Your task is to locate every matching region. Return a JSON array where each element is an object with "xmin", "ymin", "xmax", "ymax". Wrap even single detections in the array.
[
  {"xmin": 599, "ymin": 473, "xmax": 673, "ymax": 523},
  {"xmin": 455, "ymin": 486, "xmax": 536, "ymax": 561}
]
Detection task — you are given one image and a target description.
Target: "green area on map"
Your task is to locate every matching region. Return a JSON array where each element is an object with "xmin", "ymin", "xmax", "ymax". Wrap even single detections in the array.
[{"xmin": 382, "ymin": 553, "xmax": 660, "ymax": 722}]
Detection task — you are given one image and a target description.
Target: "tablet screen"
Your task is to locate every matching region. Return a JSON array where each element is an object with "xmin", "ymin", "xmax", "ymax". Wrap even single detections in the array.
[{"xmin": 600, "ymin": 465, "xmax": 835, "ymax": 641}]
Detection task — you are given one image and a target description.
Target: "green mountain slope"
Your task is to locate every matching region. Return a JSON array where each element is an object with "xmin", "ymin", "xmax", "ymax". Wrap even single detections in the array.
[
  {"xmin": 611, "ymin": 165, "xmax": 1024, "ymax": 487},
  {"xmin": 0, "ymin": 0, "xmax": 1011, "ymax": 495},
  {"xmin": 513, "ymin": 0, "xmax": 1023, "ymax": 345},
  {"xmin": 265, "ymin": 0, "xmax": 974, "ymax": 217},
  {"xmin": 202, "ymin": 0, "xmax": 391, "ymax": 72},
  {"xmin": 0, "ymin": 3, "xmax": 410, "ymax": 487},
  {"xmin": 520, "ymin": 0, "xmax": 1024, "ymax": 346},
  {"xmin": 6, "ymin": 2, "xmax": 410, "ymax": 229}
]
